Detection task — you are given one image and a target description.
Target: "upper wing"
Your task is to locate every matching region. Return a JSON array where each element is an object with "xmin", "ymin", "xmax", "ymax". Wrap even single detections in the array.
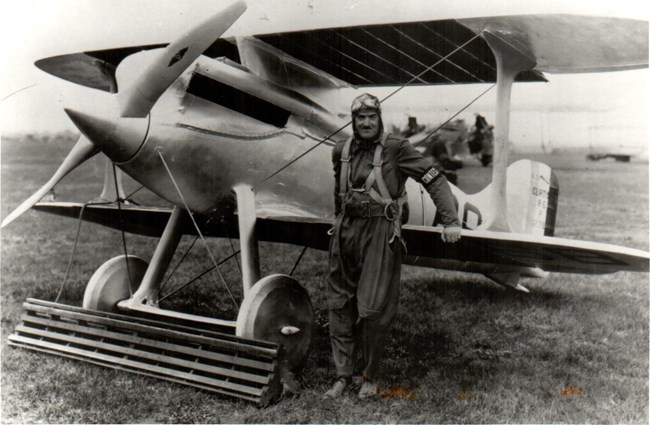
[
  {"xmin": 36, "ymin": 19, "xmax": 542, "ymax": 92},
  {"xmin": 458, "ymin": 15, "xmax": 648, "ymax": 73},
  {"xmin": 34, "ymin": 202, "xmax": 649, "ymax": 274},
  {"xmin": 34, "ymin": 13, "xmax": 647, "ymax": 92},
  {"xmin": 35, "ymin": 45, "xmax": 167, "ymax": 92}
]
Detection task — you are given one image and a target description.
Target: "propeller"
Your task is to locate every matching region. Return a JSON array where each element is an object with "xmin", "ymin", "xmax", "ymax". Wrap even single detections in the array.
[
  {"xmin": 2, "ymin": 0, "xmax": 247, "ymax": 227},
  {"xmin": 1, "ymin": 135, "xmax": 99, "ymax": 228},
  {"xmin": 118, "ymin": 0, "xmax": 246, "ymax": 117}
]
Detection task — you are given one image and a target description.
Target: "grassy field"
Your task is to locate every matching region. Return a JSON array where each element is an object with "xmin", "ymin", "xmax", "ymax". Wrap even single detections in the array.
[{"xmin": 1, "ymin": 135, "xmax": 648, "ymax": 423}]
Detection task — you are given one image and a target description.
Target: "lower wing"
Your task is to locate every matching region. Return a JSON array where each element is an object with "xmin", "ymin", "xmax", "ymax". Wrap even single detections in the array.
[{"xmin": 34, "ymin": 202, "xmax": 649, "ymax": 274}]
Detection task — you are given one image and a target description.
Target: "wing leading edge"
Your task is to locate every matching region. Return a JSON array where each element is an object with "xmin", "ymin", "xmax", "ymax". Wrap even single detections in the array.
[{"xmin": 33, "ymin": 202, "xmax": 649, "ymax": 275}]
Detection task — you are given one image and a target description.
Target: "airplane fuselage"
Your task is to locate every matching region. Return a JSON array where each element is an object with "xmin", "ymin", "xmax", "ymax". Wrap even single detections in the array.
[{"xmin": 77, "ymin": 53, "xmax": 445, "ymax": 226}]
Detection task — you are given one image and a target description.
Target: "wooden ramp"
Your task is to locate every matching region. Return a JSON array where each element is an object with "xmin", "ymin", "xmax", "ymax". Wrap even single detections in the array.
[{"xmin": 8, "ymin": 298, "xmax": 283, "ymax": 406}]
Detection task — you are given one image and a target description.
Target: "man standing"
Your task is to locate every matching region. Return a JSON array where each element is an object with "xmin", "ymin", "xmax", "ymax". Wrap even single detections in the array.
[{"xmin": 325, "ymin": 93, "xmax": 462, "ymax": 399}]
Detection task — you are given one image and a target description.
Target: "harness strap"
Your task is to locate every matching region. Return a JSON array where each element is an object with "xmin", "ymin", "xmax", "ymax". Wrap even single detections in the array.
[
  {"xmin": 339, "ymin": 136, "xmax": 354, "ymax": 202},
  {"xmin": 338, "ymin": 133, "xmax": 407, "ymax": 250},
  {"xmin": 363, "ymin": 133, "xmax": 391, "ymax": 204}
]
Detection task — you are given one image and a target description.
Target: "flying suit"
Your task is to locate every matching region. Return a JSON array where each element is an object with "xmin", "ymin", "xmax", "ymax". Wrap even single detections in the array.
[{"xmin": 328, "ymin": 130, "xmax": 460, "ymax": 381}]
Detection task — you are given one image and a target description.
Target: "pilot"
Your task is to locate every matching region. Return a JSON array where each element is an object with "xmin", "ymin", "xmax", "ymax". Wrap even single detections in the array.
[{"xmin": 325, "ymin": 93, "xmax": 462, "ymax": 399}]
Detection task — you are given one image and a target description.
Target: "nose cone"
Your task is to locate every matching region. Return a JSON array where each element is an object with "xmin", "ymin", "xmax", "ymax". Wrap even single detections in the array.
[{"xmin": 64, "ymin": 109, "xmax": 149, "ymax": 163}]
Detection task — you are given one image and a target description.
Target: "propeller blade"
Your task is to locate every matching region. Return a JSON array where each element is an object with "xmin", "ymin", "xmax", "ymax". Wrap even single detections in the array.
[
  {"xmin": 1, "ymin": 135, "xmax": 99, "ymax": 228},
  {"xmin": 118, "ymin": 0, "xmax": 246, "ymax": 118}
]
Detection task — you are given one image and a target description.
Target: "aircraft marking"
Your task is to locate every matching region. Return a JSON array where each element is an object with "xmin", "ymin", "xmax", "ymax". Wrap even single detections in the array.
[{"xmin": 169, "ymin": 47, "xmax": 189, "ymax": 66}]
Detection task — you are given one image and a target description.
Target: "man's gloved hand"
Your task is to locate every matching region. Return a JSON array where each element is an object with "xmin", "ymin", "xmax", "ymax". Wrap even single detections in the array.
[{"xmin": 441, "ymin": 226, "xmax": 462, "ymax": 243}]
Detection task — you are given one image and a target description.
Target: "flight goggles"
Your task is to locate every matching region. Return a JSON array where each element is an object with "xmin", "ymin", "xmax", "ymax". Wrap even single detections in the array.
[{"xmin": 351, "ymin": 94, "xmax": 381, "ymax": 114}]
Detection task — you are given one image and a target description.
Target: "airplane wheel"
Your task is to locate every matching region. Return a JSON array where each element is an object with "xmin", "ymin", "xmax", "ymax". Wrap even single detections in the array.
[
  {"xmin": 83, "ymin": 255, "xmax": 148, "ymax": 312},
  {"xmin": 236, "ymin": 274, "xmax": 313, "ymax": 372}
]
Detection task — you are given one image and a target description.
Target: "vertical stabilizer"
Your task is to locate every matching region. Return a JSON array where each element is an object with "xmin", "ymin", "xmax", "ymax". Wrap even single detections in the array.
[
  {"xmin": 468, "ymin": 159, "xmax": 558, "ymax": 237},
  {"xmin": 506, "ymin": 160, "xmax": 558, "ymax": 236}
]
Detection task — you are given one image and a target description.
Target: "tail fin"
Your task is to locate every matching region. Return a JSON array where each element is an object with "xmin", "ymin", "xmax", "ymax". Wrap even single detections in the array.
[
  {"xmin": 456, "ymin": 159, "xmax": 558, "ymax": 236},
  {"xmin": 504, "ymin": 160, "xmax": 558, "ymax": 236}
]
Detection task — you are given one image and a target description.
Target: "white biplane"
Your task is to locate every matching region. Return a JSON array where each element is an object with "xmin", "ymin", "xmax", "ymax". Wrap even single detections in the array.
[{"xmin": 3, "ymin": 0, "xmax": 648, "ymax": 405}]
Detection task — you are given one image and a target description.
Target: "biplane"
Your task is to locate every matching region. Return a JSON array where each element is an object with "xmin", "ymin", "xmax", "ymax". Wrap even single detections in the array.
[{"xmin": 4, "ymin": 0, "xmax": 649, "ymax": 405}]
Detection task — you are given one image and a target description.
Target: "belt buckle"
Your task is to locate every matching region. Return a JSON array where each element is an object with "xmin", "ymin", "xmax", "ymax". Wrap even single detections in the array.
[{"xmin": 361, "ymin": 201, "xmax": 370, "ymax": 217}]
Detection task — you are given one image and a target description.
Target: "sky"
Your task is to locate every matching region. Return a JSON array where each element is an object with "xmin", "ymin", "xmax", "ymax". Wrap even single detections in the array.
[{"xmin": 0, "ymin": 0, "xmax": 648, "ymax": 149}]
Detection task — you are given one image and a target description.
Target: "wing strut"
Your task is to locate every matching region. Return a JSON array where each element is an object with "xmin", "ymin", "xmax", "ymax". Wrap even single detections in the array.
[{"xmin": 480, "ymin": 31, "xmax": 536, "ymax": 232}]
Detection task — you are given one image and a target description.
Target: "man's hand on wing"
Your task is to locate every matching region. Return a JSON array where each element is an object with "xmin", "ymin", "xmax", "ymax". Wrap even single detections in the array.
[{"xmin": 441, "ymin": 226, "xmax": 462, "ymax": 243}]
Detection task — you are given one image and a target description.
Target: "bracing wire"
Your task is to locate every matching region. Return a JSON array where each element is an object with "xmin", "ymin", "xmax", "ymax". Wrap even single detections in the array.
[
  {"xmin": 123, "ymin": 184, "xmax": 145, "ymax": 202},
  {"xmin": 222, "ymin": 223, "xmax": 242, "ymax": 275},
  {"xmin": 55, "ymin": 200, "xmax": 115, "ymax": 303},
  {"xmin": 157, "ymin": 149, "xmax": 239, "ymax": 309},
  {"xmin": 261, "ymin": 33, "xmax": 482, "ymax": 183},
  {"xmin": 413, "ymin": 84, "xmax": 495, "ymax": 148},
  {"xmin": 153, "ymin": 235, "xmax": 199, "ymax": 302},
  {"xmin": 55, "ymin": 204, "xmax": 86, "ymax": 303},
  {"xmin": 290, "ymin": 246, "xmax": 308, "ymax": 277},
  {"xmin": 158, "ymin": 250, "xmax": 240, "ymax": 303},
  {"xmin": 112, "ymin": 163, "xmax": 134, "ymax": 296}
]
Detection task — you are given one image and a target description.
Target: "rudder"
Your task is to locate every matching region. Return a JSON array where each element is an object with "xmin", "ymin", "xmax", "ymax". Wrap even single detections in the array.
[{"xmin": 506, "ymin": 160, "xmax": 558, "ymax": 236}]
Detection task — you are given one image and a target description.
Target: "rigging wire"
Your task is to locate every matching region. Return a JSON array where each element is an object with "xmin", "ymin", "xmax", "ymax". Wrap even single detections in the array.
[
  {"xmin": 123, "ymin": 184, "xmax": 145, "ymax": 202},
  {"xmin": 290, "ymin": 246, "xmax": 309, "ymax": 277},
  {"xmin": 158, "ymin": 250, "xmax": 240, "ymax": 303},
  {"xmin": 54, "ymin": 200, "xmax": 113, "ymax": 302},
  {"xmin": 157, "ymin": 149, "xmax": 239, "ymax": 309},
  {"xmin": 153, "ymin": 235, "xmax": 199, "ymax": 302},
  {"xmin": 261, "ymin": 32, "xmax": 482, "ymax": 183},
  {"xmin": 413, "ymin": 84, "xmax": 495, "ymax": 148},
  {"xmin": 222, "ymin": 222, "xmax": 242, "ymax": 275},
  {"xmin": 112, "ymin": 163, "xmax": 135, "ymax": 296},
  {"xmin": 55, "ymin": 204, "xmax": 87, "ymax": 303}
]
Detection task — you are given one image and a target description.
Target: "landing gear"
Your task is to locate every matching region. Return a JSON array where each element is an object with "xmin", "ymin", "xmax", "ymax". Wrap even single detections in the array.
[
  {"xmin": 236, "ymin": 274, "xmax": 313, "ymax": 372},
  {"xmin": 232, "ymin": 184, "xmax": 314, "ymax": 384},
  {"xmin": 82, "ymin": 255, "xmax": 148, "ymax": 312},
  {"xmin": 73, "ymin": 186, "xmax": 315, "ymax": 401}
]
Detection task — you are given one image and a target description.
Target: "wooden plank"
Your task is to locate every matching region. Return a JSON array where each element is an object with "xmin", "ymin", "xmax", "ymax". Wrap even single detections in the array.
[
  {"xmin": 8, "ymin": 334, "xmax": 265, "ymax": 397},
  {"xmin": 17, "ymin": 316, "xmax": 275, "ymax": 372},
  {"xmin": 23, "ymin": 303, "xmax": 278, "ymax": 358},
  {"xmin": 25, "ymin": 298, "xmax": 238, "ymax": 336},
  {"xmin": 7, "ymin": 340, "xmax": 266, "ymax": 404},
  {"xmin": 12, "ymin": 326, "xmax": 271, "ymax": 387},
  {"xmin": 24, "ymin": 299, "xmax": 239, "ymax": 341},
  {"xmin": 23, "ymin": 301, "xmax": 275, "ymax": 353}
]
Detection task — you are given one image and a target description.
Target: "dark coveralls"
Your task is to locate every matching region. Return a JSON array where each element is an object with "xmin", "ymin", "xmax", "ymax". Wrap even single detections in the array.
[{"xmin": 328, "ymin": 132, "xmax": 460, "ymax": 381}]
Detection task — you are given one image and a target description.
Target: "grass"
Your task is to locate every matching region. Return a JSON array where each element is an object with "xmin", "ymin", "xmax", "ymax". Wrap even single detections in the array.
[{"xmin": 1, "ymin": 135, "xmax": 648, "ymax": 423}]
